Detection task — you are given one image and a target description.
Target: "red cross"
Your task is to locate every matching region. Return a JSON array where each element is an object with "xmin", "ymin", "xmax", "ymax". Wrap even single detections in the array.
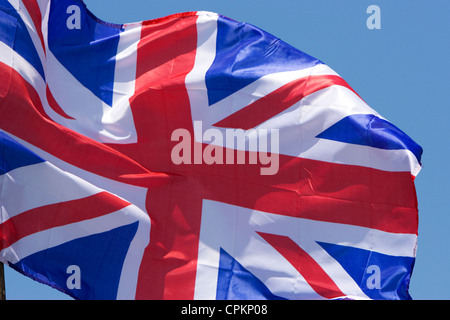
[{"xmin": 0, "ymin": 14, "xmax": 418, "ymax": 299}]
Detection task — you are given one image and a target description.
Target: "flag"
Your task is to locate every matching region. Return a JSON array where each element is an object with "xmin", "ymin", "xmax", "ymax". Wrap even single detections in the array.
[{"xmin": 0, "ymin": 0, "xmax": 422, "ymax": 300}]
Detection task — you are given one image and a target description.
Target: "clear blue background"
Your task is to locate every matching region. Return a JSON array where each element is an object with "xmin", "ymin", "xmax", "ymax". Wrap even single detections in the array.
[{"xmin": 4, "ymin": 0, "xmax": 449, "ymax": 300}]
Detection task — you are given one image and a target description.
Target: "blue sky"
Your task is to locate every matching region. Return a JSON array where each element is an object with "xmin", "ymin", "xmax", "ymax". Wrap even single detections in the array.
[{"xmin": 4, "ymin": 0, "xmax": 449, "ymax": 300}]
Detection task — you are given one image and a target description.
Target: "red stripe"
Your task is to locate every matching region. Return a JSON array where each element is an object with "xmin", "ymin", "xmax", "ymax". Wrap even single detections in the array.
[
  {"xmin": 131, "ymin": 14, "xmax": 200, "ymax": 300},
  {"xmin": 46, "ymin": 85, "xmax": 75, "ymax": 120},
  {"xmin": 0, "ymin": 191, "xmax": 131, "ymax": 250},
  {"xmin": 258, "ymin": 232, "xmax": 345, "ymax": 299},
  {"xmin": 141, "ymin": 11, "xmax": 199, "ymax": 26},
  {"xmin": 181, "ymin": 152, "xmax": 418, "ymax": 235},
  {"xmin": 213, "ymin": 75, "xmax": 358, "ymax": 130},
  {"xmin": 22, "ymin": 0, "xmax": 46, "ymax": 54}
]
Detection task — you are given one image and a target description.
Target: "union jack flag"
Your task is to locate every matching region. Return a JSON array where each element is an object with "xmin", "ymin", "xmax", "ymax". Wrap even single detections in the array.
[{"xmin": 0, "ymin": 0, "xmax": 422, "ymax": 300}]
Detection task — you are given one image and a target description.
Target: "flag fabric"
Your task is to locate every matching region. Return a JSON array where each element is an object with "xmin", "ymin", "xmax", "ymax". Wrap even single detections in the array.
[{"xmin": 0, "ymin": 0, "xmax": 422, "ymax": 300}]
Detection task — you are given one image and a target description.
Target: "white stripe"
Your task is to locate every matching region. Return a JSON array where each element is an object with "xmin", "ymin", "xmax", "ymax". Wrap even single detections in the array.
[
  {"xmin": 0, "ymin": 204, "xmax": 148, "ymax": 263},
  {"xmin": 298, "ymin": 218, "xmax": 417, "ymax": 258},
  {"xmin": 0, "ymin": 41, "xmax": 46, "ymax": 99},
  {"xmin": 293, "ymin": 86, "xmax": 421, "ymax": 175},
  {"xmin": 36, "ymin": 0, "xmax": 48, "ymax": 16},
  {"xmin": 1, "ymin": 130, "xmax": 148, "ymax": 214},
  {"xmin": 0, "ymin": 161, "xmax": 102, "ymax": 222},
  {"xmin": 111, "ymin": 23, "xmax": 141, "ymax": 108},
  {"xmin": 0, "ymin": 39, "xmax": 64, "ymax": 138},
  {"xmin": 38, "ymin": 0, "xmax": 50, "ymax": 49},
  {"xmin": 185, "ymin": 12, "xmax": 218, "ymax": 127},
  {"xmin": 108, "ymin": 23, "xmax": 142, "ymax": 144},
  {"xmin": 45, "ymin": 49, "xmax": 138, "ymax": 144},
  {"xmin": 116, "ymin": 205, "xmax": 150, "ymax": 300},
  {"xmin": 6, "ymin": 0, "xmax": 19, "ymax": 11}
]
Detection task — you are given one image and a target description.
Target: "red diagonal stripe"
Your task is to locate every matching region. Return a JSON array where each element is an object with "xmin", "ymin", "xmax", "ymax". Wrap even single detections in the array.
[
  {"xmin": 22, "ymin": 0, "xmax": 46, "ymax": 54},
  {"xmin": 213, "ymin": 75, "xmax": 358, "ymax": 130},
  {"xmin": 257, "ymin": 232, "xmax": 345, "ymax": 299},
  {"xmin": 0, "ymin": 191, "xmax": 131, "ymax": 250},
  {"xmin": 46, "ymin": 85, "xmax": 75, "ymax": 120}
]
